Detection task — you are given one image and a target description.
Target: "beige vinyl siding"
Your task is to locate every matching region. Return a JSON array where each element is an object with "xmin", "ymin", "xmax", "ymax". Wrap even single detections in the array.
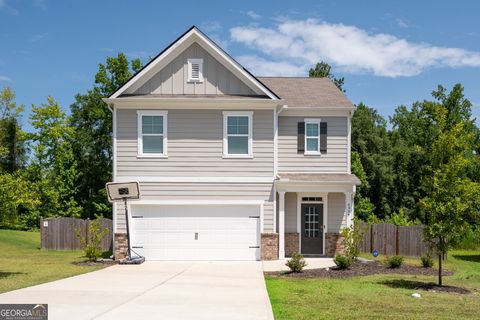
[
  {"xmin": 116, "ymin": 109, "xmax": 274, "ymax": 177},
  {"xmin": 116, "ymin": 182, "xmax": 274, "ymax": 233},
  {"xmin": 278, "ymin": 116, "xmax": 348, "ymax": 173},
  {"xmin": 284, "ymin": 192, "xmax": 297, "ymax": 233},
  {"xmin": 280, "ymin": 192, "xmax": 345, "ymax": 234},
  {"xmin": 134, "ymin": 43, "xmax": 256, "ymax": 96},
  {"xmin": 327, "ymin": 192, "xmax": 346, "ymax": 232}
]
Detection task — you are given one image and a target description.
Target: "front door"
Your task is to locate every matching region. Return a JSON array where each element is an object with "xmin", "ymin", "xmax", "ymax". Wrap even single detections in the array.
[{"xmin": 301, "ymin": 204, "xmax": 324, "ymax": 255}]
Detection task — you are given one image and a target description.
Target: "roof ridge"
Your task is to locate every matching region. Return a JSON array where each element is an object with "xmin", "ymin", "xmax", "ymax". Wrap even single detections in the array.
[{"xmin": 257, "ymin": 76, "xmax": 330, "ymax": 79}]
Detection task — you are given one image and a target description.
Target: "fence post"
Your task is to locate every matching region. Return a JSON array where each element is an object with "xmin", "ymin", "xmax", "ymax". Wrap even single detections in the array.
[
  {"xmin": 40, "ymin": 218, "xmax": 44, "ymax": 250},
  {"xmin": 85, "ymin": 219, "xmax": 90, "ymax": 246},
  {"xmin": 370, "ymin": 225, "xmax": 374, "ymax": 253},
  {"xmin": 395, "ymin": 225, "xmax": 399, "ymax": 256}
]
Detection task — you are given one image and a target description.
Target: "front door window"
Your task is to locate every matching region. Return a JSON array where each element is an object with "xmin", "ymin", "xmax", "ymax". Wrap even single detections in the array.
[{"xmin": 304, "ymin": 206, "xmax": 320, "ymax": 238}]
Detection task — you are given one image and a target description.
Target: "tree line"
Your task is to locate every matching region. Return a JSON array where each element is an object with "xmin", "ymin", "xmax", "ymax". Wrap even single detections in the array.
[
  {"xmin": 0, "ymin": 54, "xmax": 142, "ymax": 229},
  {"xmin": 0, "ymin": 58, "xmax": 479, "ymax": 243}
]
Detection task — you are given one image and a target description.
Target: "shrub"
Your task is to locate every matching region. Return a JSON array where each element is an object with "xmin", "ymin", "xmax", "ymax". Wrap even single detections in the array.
[
  {"xmin": 421, "ymin": 254, "xmax": 434, "ymax": 268},
  {"xmin": 385, "ymin": 255, "xmax": 404, "ymax": 268},
  {"xmin": 285, "ymin": 253, "xmax": 307, "ymax": 273},
  {"xmin": 454, "ymin": 227, "xmax": 480, "ymax": 250},
  {"xmin": 334, "ymin": 254, "xmax": 354, "ymax": 270},
  {"xmin": 75, "ymin": 219, "xmax": 110, "ymax": 262},
  {"xmin": 340, "ymin": 221, "xmax": 366, "ymax": 261}
]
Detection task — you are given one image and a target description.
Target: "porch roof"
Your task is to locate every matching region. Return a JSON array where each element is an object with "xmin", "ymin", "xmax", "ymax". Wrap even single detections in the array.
[{"xmin": 276, "ymin": 173, "xmax": 360, "ymax": 185}]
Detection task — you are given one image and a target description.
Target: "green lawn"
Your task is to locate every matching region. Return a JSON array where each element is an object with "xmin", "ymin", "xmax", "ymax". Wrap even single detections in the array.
[
  {"xmin": 0, "ymin": 229, "xmax": 108, "ymax": 293},
  {"xmin": 266, "ymin": 250, "xmax": 480, "ymax": 320}
]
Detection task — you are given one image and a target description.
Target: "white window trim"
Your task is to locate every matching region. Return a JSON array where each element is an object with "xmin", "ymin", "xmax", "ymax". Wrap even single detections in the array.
[
  {"xmin": 137, "ymin": 110, "xmax": 168, "ymax": 158},
  {"xmin": 304, "ymin": 118, "xmax": 321, "ymax": 156},
  {"xmin": 187, "ymin": 58, "xmax": 204, "ymax": 83},
  {"xmin": 223, "ymin": 111, "xmax": 253, "ymax": 158}
]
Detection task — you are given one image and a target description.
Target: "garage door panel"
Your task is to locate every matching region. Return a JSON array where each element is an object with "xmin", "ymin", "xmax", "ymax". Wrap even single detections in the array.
[{"xmin": 130, "ymin": 204, "xmax": 260, "ymax": 261}]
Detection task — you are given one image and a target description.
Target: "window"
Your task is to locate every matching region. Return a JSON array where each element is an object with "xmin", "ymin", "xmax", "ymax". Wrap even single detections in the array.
[
  {"xmin": 137, "ymin": 110, "xmax": 168, "ymax": 157},
  {"xmin": 304, "ymin": 118, "xmax": 321, "ymax": 155},
  {"xmin": 223, "ymin": 111, "xmax": 253, "ymax": 158},
  {"xmin": 187, "ymin": 58, "xmax": 203, "ymax": 82},
  {"xmin": 302, "ymin": 197, "xmax": 323, "ymax": 202}
]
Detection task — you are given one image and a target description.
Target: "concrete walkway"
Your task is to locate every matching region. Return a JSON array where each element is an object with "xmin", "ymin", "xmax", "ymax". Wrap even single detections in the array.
[
  {"xmin": 0, "ymin": 262, "xmax": 274, "ymax": 320},
  {"xmin": 262, "ymin": 258, "xmax": 336, "ymax": 272}
]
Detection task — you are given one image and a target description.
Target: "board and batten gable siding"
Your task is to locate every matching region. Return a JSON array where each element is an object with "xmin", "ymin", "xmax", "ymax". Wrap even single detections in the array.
[
  {"xmin": 115, "ymin": 183, "xmax": 275, "ymax": 233},
  {"xmin": 116, "ymin": 109, "xmax": 274, "ymax": 177},
  {"xmin": 133, "ymin": 43, "xmax": 257, "ymax": 96},
  {"xmin": 278, "ymin": 116, "xmax": 348, "ymax": 173}
]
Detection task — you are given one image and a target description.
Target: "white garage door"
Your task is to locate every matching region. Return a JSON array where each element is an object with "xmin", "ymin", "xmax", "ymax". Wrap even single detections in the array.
[{"xmin": 130, "ymin": 204, "xmax": 260, "ymax": 261}]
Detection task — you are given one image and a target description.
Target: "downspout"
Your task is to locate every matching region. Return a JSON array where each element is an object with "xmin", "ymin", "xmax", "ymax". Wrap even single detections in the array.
[
  {"xmin": 274, "ymin": 105, "xmax": 287, "ymax": 179},
  {"xmin": 273, "ymin": 105, "xmax": 287, "ymax": 234},
  {"xmin": 347, "ymin": 109, "xmax": 352, "ymax": 174},
  {"xmin": 106, "ymin": 103, "xmax": 116, "ymax": 259}
]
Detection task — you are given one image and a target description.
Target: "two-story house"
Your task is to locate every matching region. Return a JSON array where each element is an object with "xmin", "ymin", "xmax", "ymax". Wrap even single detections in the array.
[{"xmin": 104, "ymin": 26, "xmax": 359, "ymax": 261}]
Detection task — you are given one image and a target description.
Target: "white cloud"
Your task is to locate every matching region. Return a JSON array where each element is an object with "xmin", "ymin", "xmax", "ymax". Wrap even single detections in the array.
[
  {"xmin": 0, "ymin": 0, "xmax": 18, "ymax": 15},
  {"xmin": 200, "ymin": 21, "xmax": 222, "ymax": 33},
  {"xmin": 247, "ymin": 10, "xmax": 261, "ymax": 20},
  {"xmin": 33, "ymin": 0, "xmax": 47, "ymax": 10},
  {"xmin": 126, "ymin": 51, "xmax": 153, "ymax": 60},
  {"xmin": 237, "ymin": 55, "xmax": 306, "ymax": 76},
  {"xmin": 395, "ymin": 18, "xmax": 408, "ymax": 28},
  {"xmin": 0, "ymin": 75, "xmax": 12, "ymax": 82},
  {"xmin": 230, "ymin": 19, "xmax": 480, "ymax": 77},
  {"xmin": 30, "ymin": 32, "xmax": 48, "ymax": 42}
]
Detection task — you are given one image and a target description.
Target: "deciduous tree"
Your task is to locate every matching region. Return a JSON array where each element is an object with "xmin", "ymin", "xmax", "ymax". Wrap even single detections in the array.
[
  {"xmin": 70, "ymin": 53, "xmax": 142, "ymax": 218},
  {"xmin": 309, "ymin": 61, "xmax": 345, "ymax": 91}
]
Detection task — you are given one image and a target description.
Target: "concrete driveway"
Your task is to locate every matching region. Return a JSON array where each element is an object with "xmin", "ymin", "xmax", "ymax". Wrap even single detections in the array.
[{"xmin": 0, "ymin": 262, "xmax": 274, "ymax": 320}]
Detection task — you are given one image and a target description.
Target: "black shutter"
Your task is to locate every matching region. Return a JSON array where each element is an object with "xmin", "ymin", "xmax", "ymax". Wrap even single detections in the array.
[
  {"xmin": 320, "ymin": 122, "xmax": 327, "ymax": 153},
  {"xmin": 297, "ymin": 122, "xmax": 305, "ymax": 153}
]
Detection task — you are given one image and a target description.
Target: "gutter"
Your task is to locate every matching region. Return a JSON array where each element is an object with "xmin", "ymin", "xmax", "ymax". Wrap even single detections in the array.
[
  {"xmin": 105, "ymin": 99, "xmax": 113, "ymax": 113},
  {"xmin": 274, "ymin": 105, "xmax": 287, "ymax": 179}
]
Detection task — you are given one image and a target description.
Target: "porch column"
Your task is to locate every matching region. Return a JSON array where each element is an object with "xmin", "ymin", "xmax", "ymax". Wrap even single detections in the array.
[
  {"xmin": 344, "ymin": 192, "xmax": 353, "ymax": 228},
  {"xmin": 278, "ymin": 191, "xmax": 285, "ymax": 259}
]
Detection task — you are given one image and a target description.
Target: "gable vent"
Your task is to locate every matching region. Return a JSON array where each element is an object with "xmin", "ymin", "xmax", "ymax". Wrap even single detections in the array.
[{"xmin": 188, "ymin": 58, "xmax": 203, "ymax": 83}]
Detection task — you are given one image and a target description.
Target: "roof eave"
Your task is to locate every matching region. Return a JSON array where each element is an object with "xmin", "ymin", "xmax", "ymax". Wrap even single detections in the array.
[
  {"xmin": 275, "ymin": 179, "xmax": 360, "ymax": 185},
  {"xmin": 103, "ymin": 97, "xmax": 283, "ymax": 108}
]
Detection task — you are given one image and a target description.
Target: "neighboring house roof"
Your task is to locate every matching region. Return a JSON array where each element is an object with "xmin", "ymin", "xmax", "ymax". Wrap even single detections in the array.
[
  {"xmin": 109, "ymin": 26, "xmax": 279, "ymax": 100},
  {"xmin": 277, "ymin": 173, "xmax": 361, "ymax": 185},
  {"xmin": 258, "ymin": 77, "xmax": 353, "ymax": 108}
]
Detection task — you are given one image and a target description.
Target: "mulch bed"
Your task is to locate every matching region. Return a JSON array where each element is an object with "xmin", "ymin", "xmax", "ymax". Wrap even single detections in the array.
[
  {"xmin": 72, "ymin": 259, "xmax": 117, "ymax": 266},
  {"xmin": 265, "ymin": 261, "xmax": 472, "ymax": 294},
  {"xmin": 265, "ymin": 260, "xmax": 453, "ymax": 279}
]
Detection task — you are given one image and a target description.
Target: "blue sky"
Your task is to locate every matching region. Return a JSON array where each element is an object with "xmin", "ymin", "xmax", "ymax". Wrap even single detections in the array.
[{"xmin": 1, "ymin": 0, "xmax": 479, "ymax": 131}]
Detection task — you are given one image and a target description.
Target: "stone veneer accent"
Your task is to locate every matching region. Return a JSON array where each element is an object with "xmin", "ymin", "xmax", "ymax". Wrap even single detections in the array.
[
  {"xmin": 114, "ymin": 233, "xmax": 128, "ymax": 260},
  {"xmin": 285, "ymin": 232, "xmax": 300, "ymax": 257},
  {"xmin": 325, "ymin": 232, "xmax": 345, "ymax": 257},
  {"xmin": 261, "ymin": 233, "xmax": 279, "ymax": 260}
]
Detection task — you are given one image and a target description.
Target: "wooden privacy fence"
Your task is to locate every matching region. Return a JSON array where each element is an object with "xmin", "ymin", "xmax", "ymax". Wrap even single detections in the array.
[
  {"xmin": 359, "ymin": 222, "xmax": 430, "ymax": 257},
  {"xmin": 40, "ymin": 217, "xmax": 112, "ymax": 251}
]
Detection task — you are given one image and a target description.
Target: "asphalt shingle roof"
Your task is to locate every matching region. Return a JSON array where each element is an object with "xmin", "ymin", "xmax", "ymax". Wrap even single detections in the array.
[
  {"xmin": 278, "ymin": 173, "xmax": 361, "ymax": 185},
  {"xmin": 258, "ymin": 77, "xmax": 353, "ymax": 108}
]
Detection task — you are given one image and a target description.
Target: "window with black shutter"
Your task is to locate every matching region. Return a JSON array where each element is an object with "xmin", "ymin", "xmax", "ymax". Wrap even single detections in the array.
[{"xmin": 297, "ymin": 122, "xmax": 305, "ymax": 153}]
